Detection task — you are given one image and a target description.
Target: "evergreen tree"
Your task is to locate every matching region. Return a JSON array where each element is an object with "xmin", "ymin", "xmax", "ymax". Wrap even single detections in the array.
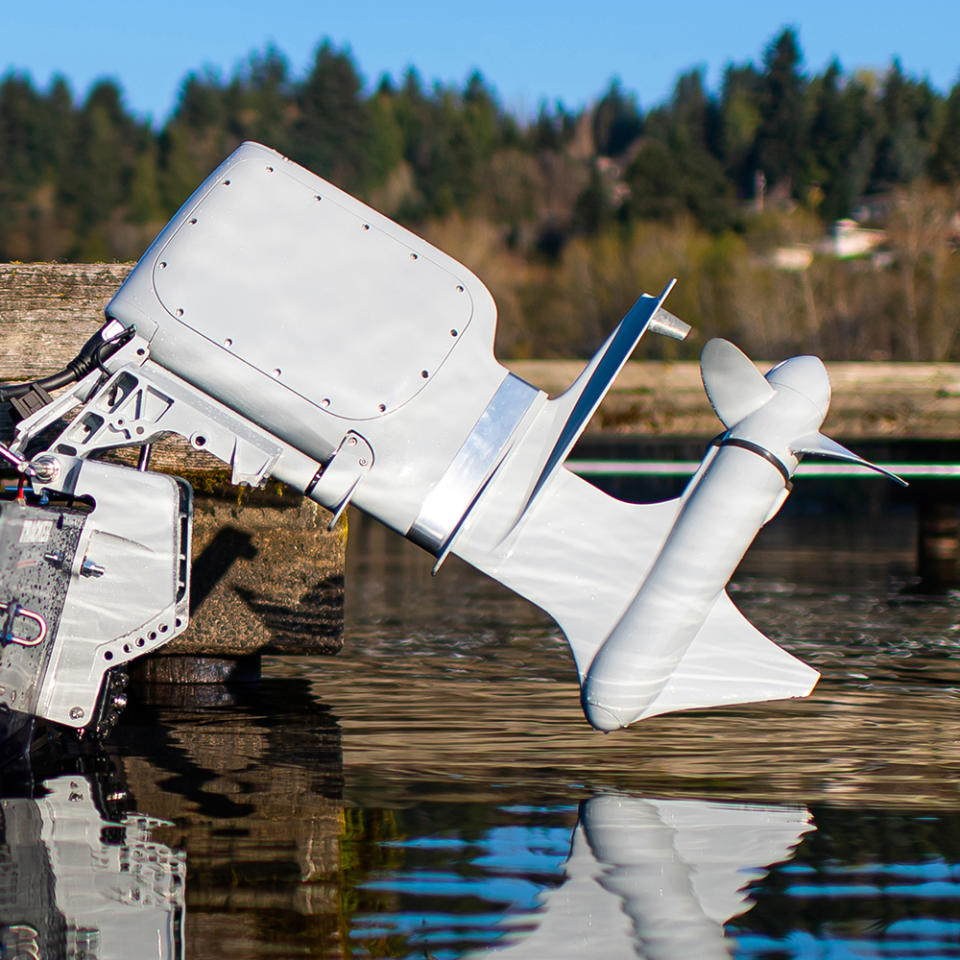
[
  {"xmin": 227, "ymin": 46, "xmax": 295, "ymax": 150},
  {"xmin": 531, "ymin": 100, "xmax": 576, "ymax": 151},
  {"xmin": 388, "ymin": 70, "xmax": 505, "ymax": 219},
  {"xmin": 755, "ymin": 27, "xmax": 808, "ymax": 195},
  {"xmin": 625, "ymin": 70, "xmax": 734, "ymax": 231},
  {"xmin": 0, "ymin": 73, "xmax": 46, "ymax": 193},
  {"xmin": 718, "ymin": 63, "xmax": 763, "ymax": 197},
  {"xmin": 624, "ymin": 132, "xmax": 733, "ymax": 231},
  {"xmin": 290, "ymin": 42, "xmax": 372, "ymax": 192},
  {"xmin": 44, "ymin": 76, "xmax": 79, "ymax": 177},
  {"xmin": 874, "ymin": 59, "xmax": 936, "ymax": 187},
  {"xmin": 806, "ymin": 61, "xmax": 877, "ymax": 220},
  {"xmin": 1, "ymin": 24, "xmax": 958, "ymax": 363},
  {"xmin": 159, "ymin": 69, "xmax": 238, "ymax": 210},
  {"xmin": 0, "ymin": 72, "xmax": 51, "ymax": 256},
  {"xmin": 365, "ymin": 77, "xmax": 405, "ymax": 193},
  {"xmin": 59, "ymin": 79, "xmax": 151, "ymax": 259},
  {"xmin": 573, "ymin": 162, "xmax": 621, "ymax": 233},
  {"xmin": 128, "ymin": 138, "xmax": 165, "ymax": 226},
  {"xmin": 592, "ymin": 78, "xmax": 642, "ymax": 156},
  {"xmin": 665, "ymin": 68, "xmax": 722, "ymax": 155},
  {"xmin": 929, "ymin": 79, "xmax": 960, "ymax": 184}
]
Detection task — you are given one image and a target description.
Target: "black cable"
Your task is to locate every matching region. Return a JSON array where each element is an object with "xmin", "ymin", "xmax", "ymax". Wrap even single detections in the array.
[{"xmin": 0, "ymin": 326, "xmax": 134, "ymax": 403}]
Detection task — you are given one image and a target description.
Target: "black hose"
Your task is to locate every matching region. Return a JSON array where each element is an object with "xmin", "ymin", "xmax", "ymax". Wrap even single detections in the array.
[{"xmin": 0, "ymin": 326, "xmax": 134, "ymax": 402}]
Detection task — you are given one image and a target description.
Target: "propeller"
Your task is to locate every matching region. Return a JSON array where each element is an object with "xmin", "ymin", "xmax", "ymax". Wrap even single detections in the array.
[{"xmin": 701, "ymin": 338, "xmax": 907, "ymax": 487}]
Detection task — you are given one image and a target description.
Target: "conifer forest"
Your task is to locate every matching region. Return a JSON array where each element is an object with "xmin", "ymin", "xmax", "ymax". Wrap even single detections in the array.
[{"xmin": 2, "ymin": 28, "xmax": 960, "ymax": 362}]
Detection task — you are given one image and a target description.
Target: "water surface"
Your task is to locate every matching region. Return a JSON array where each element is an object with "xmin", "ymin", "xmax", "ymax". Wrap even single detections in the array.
[{"xmin": 7, "ymin": 501, "xmax": 960, "ymax": 958}]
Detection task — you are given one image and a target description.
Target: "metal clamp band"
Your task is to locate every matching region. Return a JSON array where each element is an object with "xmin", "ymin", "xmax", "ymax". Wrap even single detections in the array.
[
  {"xmin": 409, "ymin": 373, "xmax": 540, "ymax": 555},
  {"xmin": 719, "ymin": 436, "xmax": 793, "ymax": 487}
]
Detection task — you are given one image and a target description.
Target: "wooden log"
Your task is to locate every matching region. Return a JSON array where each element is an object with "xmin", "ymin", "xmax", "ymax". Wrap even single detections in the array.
[{"xmin": 0, "ymin": 263, "xmax": 131, "ymax": 378}]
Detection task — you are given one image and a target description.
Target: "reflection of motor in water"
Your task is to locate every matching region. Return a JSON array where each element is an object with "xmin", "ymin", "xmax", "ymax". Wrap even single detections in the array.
[
  {"xmin": 0, "ymin": 773, "xmax": 185, "ymax": 960},
  {"xmin": 466, "ymin": 795, "xmax": 813, "ymax": 959}
]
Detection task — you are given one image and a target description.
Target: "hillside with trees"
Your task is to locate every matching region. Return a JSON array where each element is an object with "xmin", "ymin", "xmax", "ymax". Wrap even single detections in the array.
[{"xmin": 1, "ymin": 28, "xmax": 959, "ymax": 361}]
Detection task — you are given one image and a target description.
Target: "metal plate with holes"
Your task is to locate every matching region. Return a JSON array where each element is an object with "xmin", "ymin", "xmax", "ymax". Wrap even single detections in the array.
[
  {"xmin": 41, "ymin": 460, "xmax": 192, "ymax": 728},
  {"xmin": 152, "ymin": 154, "xmax": 473, "ymax": 420},
  {"xmin": 0, "ymin": 501, "xmax": 86, "ymax": 717}
]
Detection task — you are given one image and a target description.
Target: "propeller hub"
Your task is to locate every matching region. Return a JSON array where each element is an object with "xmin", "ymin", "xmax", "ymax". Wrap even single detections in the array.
[{"xmin": 766, "ymin": 356, "xmax": 830, "ymax": 421}]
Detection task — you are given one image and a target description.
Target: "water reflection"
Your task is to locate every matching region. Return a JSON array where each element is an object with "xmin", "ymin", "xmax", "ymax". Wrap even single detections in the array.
[
  {"xmin": 440, "ymin": 795, "xmax": 811, "ymax": 959},
  {"xmin": 301, "ymin": 510, "xmax": 960, "ymax": 809},
  {"xmin": 0, "ymin": 770, "xmax": 184, "ymax": 959},
  {"xmin": 1, "ymin": 677, "xmax": 347, "ymax": 960}
]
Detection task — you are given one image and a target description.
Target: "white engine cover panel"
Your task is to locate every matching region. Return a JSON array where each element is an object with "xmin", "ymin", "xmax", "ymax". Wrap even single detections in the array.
[{"xmin": 152, "ymin": 146, "xmax": 474, "ymax": 420}]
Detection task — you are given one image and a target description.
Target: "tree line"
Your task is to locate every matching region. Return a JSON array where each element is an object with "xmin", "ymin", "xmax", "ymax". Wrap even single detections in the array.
[{"xmin": 2, "ymin": 28, "xmax": 959, "ymax": 361}]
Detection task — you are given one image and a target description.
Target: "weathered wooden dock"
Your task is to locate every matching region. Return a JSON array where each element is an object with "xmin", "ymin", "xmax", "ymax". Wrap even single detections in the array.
[{"xmin": 5, "ymin": 263, "xmax": 960, "ymax": 442}]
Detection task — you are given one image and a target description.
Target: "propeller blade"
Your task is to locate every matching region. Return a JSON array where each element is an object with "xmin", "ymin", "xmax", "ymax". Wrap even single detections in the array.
[{"xmin": 700, "ymin": 339, "xmax": 774, "ymax": 429}]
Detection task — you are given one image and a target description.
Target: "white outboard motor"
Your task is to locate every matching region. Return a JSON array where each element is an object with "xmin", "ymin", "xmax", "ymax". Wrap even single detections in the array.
[{"xmin": 4, "ymin": 142, "xmax": 901, "ymax": 732}]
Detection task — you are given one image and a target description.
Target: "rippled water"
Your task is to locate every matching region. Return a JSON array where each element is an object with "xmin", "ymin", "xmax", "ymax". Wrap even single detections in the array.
[{"xmin": 6, "ymin": 497, "xmax": 960, "ymax": 959}]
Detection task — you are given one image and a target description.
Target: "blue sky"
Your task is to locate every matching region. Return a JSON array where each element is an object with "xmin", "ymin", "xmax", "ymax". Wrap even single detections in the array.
[{"xmin": 4, "ymin": 1, "xmax": 959, "ymax": 126}]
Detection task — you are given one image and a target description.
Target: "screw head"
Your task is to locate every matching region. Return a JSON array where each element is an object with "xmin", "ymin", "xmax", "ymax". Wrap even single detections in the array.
[{"xmin": 69, "ymin": 706, "xmax": 84, "ymax": 720}]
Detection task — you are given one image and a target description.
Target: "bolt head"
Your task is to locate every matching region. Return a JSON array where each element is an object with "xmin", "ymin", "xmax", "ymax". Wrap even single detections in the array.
[{"xmin": 31, "ymin": 456, "xmax": 60, "ymax": 483}]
